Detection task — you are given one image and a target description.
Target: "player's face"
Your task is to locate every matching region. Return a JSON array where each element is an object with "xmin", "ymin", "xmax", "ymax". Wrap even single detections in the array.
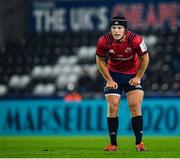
[{"xmin": 111, "ymin": 25, "xmax": 125, "ymax": 41}]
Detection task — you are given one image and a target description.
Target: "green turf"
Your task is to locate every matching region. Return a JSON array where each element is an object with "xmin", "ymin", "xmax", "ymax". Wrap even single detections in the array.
[{"xmin": 0, "ymin": 136, "xmax": 180, "ymax": 158}]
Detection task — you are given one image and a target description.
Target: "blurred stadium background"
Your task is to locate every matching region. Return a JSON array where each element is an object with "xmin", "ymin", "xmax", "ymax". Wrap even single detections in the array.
[{"xmin": 0, "ymin": 0, "xmax": 179, "ymax": 157}]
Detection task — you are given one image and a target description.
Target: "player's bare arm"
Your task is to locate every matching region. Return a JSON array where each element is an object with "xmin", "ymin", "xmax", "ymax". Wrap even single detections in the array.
[
  {"xmin": 129, "ymin": 53, "xmax": 149, "ymax": 86},
  {"xmin": 96, "ymin": 55, "xmax": 118, "ymax": 89}
]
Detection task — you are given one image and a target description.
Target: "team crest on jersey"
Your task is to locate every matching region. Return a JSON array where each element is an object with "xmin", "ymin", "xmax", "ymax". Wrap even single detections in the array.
[
  {"xmin": 124, "ymin": 47, "xmax": 132, "ymax": 53},
  {"xmin": 108, "ymin": 49, "xmax": 115, "ymax": 54}
]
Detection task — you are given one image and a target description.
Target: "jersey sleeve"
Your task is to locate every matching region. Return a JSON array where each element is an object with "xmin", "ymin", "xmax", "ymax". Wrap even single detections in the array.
[
  {"xmin": 132, "ymin": 35, "xmax": 148, "ymax": 56},
  {"xmin": 96, "ymin": 37, "xmax": 108, "ymax": 57}
]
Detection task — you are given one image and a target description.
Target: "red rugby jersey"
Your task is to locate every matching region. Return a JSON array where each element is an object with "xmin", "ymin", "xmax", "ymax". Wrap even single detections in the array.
[{"xmin": 96, "ymin": 30, "xmax": 148, "ymax": 74}]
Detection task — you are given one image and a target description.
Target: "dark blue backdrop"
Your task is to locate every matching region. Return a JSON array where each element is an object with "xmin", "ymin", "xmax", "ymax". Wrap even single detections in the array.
[{"xmin": 28, "ymin": 0, "xmax": 180, "ymax": 33}]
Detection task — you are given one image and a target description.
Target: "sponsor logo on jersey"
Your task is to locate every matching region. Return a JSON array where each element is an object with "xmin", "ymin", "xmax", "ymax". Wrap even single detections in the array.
[
  {"xmin": 124, "ymin": 47, "xmax": 132, "ymax": 53},
  {"xmin": 108, "ymin": 49, "xmax": 115, "ymax": 53},
  {"xmin": 110, "ymin": 55, "xmax": 134, "ymax": 61}
]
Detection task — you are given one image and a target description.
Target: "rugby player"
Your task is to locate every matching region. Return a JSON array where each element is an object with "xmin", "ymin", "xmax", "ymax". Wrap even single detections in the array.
[{"xmin": 96, "ymin": 16, "xmax": 149, "ymax": 152}]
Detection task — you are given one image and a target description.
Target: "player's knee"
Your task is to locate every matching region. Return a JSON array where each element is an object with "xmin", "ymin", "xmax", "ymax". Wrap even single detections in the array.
[
  {"xmin": 108, "ymin": 108, "xmax": 118, "ymax": 117},
  {"xmin": 129, "ymin": 103, "xmax": 142, "ymax": 116},
  {"xmin": 107, "ymin": 101, "xmax": 119, "ymax": 117},
  {"xmin": 131, "ymin": 109, "xmax": 141, "ymax": 116}
]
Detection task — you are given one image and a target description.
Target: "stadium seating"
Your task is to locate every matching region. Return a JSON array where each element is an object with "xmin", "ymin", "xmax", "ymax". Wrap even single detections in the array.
[{"xmin": 0, "ymin": 28, "xmax": 179, "ymax": 98}]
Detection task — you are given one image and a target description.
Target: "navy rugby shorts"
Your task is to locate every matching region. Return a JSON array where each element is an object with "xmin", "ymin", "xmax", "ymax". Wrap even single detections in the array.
[{"xmin": 104, "ymin": 71, "xmax": 144, "ymax": 97}]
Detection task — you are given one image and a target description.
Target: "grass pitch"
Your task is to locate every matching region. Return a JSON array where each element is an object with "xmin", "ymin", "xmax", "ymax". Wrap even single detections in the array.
[{"xmin": 0, "ymin": 136, "xmax": 180, "ymax": 158}]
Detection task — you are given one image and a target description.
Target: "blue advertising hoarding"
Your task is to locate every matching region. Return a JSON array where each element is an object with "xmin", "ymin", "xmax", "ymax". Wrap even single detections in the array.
[
  {"xmin": 29, "ymin": 0, "xmax": 180, "ymax": 33},
  {"xmin": 0, "ymin": 98, "xmax": 179, "ymax": 135}
]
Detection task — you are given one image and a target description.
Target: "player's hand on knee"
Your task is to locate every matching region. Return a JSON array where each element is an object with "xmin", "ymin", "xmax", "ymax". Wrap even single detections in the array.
[
  {"xmin": 129, "ymin": 77, "xmax": 141, "ymax": 86},
  {"xmin": 106, "ymin": 80, "xmax": 118, "ymax": 89}
]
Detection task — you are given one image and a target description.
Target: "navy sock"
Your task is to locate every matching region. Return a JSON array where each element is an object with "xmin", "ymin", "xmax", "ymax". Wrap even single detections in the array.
[
  {"xmin": 131, "ymin": 116, "xmax": 143, "ymax": 145},
  {"xmin": 107, "ymin": 117, "xmax": 119, "ymax": 146}
]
